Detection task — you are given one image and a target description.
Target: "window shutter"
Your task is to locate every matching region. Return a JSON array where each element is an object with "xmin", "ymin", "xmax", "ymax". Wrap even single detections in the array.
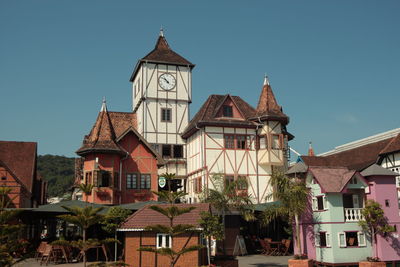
[
  {"xmin": 315, "ymin": 232, "xmax": 320, "ymax": 247},
  {"xmin": 323, "ymin": 195, "xmax": 328, "ymax": 210},
  {"xmin": 312, "ymin": 197, "xmax": 317, "ymax": 211},
  {"xmin": 358, "ymin": 232, "xmax": 366, "ymax": 247},
  {"xmin": 326, "ymin": 232, "xmax": 331, "ymax": 247},
  {"xmin": 338, "ymin": 232, "xmax": 346, "ymax": 247}
]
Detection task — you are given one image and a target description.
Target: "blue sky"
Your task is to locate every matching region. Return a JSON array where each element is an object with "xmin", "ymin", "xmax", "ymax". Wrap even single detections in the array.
[{"xmin": 1, "ymin": 0, "xmax": 399, "ymax": 158}]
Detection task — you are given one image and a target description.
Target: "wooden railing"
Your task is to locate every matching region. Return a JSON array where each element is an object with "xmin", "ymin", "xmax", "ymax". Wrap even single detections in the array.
[{"xmin": 344, "ymin": 208, "xmax": 364, "ymax": 222}]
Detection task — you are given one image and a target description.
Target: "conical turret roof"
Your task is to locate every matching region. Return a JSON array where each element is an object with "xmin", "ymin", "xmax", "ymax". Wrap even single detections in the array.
[
  {"xmin": 253, "ymin": 76, "xmax": 288, "ymax": 124},
  {"xmin": 76, "ymin": 100, "xmax": 124, "ymax": 155}
]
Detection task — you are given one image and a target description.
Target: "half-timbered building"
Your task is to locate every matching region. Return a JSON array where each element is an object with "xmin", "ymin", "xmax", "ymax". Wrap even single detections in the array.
[
  {"xmin": 130, "ymin": 30, "xmax": 194, "ymax": 183},
  {"xmin": 182, "ymin": 77, "xmax": 292, "ymax": 203},
  {"xmin": 75, "ymin": 100, "xmax": 164, "ymax": 204}
]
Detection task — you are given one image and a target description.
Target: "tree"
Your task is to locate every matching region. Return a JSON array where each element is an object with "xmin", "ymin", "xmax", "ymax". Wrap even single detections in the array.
[
  {"xmin": 261, "ymin": 171, "xmax": 309, "ymax": 255},
  {"xmin": 0, "ymin": 187, "xmax": 29, "ymax": 267},
  {"xmin": 200, "ymin": 173, "xmax": 255, "ymax": 256},
  {"xmin": 58, "ymin": 206, "xmax": 104, "ymax": 267},
  {"xmin": 138, "ymin": 173, "xmax": 203, "ymax": 267},
  {"xmin": 101, "ymin": 207, "xmax": 132, "ymax": 261},
  {"xmin": 198, "ymin": 211, "xmax": 224, "ymax": 265},
  {"xmin": 358, "ymin": 199, "xmax": 395, "ymax": 258},
  {"xmin": 79, "ymin": 183, "xmax": 95, "ymax": 202}
]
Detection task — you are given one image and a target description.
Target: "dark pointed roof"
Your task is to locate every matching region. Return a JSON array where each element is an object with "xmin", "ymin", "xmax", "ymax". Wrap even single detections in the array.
[
  {"xmin": 182, "ymin": 94, "xmax": 257, "ymax": 138},
  {"xmin": 76, "ymin": 106, "xmax": 124, "ymax": 155},
  {"xmin": 251, "ymin": 78, "xmax": 288, "ymax": 124},
  {"xmin": 130, "ymin": 33, "xmax": 194, "ymax": 82}
]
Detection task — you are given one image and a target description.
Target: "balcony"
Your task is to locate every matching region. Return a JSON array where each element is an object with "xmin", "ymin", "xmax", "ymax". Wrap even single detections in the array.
[{"xmin": 344, "ymin": 208, "xmax": 364, "ymax": 222}]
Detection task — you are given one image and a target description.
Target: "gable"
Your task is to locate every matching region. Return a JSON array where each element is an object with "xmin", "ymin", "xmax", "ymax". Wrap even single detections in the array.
[
  {"xmin": 117, "ymin": 127, "xmax": 165, "ymax": 166},
  {"xmin": 214, "ymin": 96, "xmax": 245, "ymax": 119},
  {"xmin": 344, "ymin": 173, "xmax": 368, "ymax": 190},
  {"xmin": 0, "ymin": 141, "xmax": 36, "ymax": 193}
]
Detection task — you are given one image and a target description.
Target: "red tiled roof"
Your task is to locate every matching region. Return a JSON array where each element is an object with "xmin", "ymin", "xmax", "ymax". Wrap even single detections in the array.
[
  {"xmin": 253, "ymin": 83, "xmax": 288, "ymax": 124},
  {"xmin": 142, "ymin": 35, "xmax": 193, "ymax": 66},
  {"xmin": 108, "ymin": 112, "xmax": 137, "ymax": 138},
  {"xmin": 119, "ymin": 203, "xmax": 210, "ymax": 230},
  {"xmin": 130, "ymin": 35, "xmax": 194, "ymax": 82},
  {"xmin": 0, "ymin": 141, "xmax": 37, "ymax": 192},
  {"xmin": 379, "ymin": 133, "xmax": 400, "ymax": 156},
  {"xmin": 182, "ymin": 94, "xmax": 257, "ymax": 138},
  {"xmin": 309, "ymin": 166, "xmax": 356, "ymax": 193},
  {"xmin": 302, "ymin": 137, "xmax": 392, "ymax": 171},
  {"xmin": 77, "ymin": 109, "xmax": 124, "ymax": 155}
]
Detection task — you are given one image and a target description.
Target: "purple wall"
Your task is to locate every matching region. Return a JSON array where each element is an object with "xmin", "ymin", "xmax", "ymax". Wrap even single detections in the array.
[{"xmin": 367, "ymin": 175, "xmax": 400, "ymax": 261}]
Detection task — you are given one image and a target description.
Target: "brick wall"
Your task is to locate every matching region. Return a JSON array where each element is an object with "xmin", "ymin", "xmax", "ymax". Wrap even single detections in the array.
[{"xmin": 124, "ymin": 231, "xmax": 202, "ymax": 267}]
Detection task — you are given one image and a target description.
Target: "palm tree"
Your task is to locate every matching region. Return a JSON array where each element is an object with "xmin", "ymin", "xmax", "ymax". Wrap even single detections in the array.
[
  {"xmin": 200, "ymin": 173, "xmax": 255, "ymax": 257},
  {"xmin": 58, "ymin": 206, "xmax": 104, "ymax": 267},
  {"xmin": 79, "ymin": 183, "xmax": 94, "ymax": 202},
  {"xmin": 261, "ymin": 171, "xmax": 309, "ymax": 255},
  {"xmin": 138, "ymin": 176, "xmax": 203, "ymax": 267}
]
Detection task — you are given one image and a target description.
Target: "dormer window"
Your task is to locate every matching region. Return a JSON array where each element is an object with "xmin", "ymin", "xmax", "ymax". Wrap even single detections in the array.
[{"xmin": 222, "ymin": 105, "xmax": 233, "ymax": 117}]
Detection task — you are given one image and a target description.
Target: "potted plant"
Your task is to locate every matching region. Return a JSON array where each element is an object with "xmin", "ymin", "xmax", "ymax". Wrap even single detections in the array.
[
  {"xmin": 358, "ymin": 257, "xmax": 385, "ymax": 267},
  {"xmin": 288, "ymin": 254, "xmax": 313, "ymax": 267}
]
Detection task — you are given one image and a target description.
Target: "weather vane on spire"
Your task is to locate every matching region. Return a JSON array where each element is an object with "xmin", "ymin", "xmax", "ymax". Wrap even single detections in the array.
[
  {"xmin": 100, "ymin": 96, "xmax": 107, "ymax": 112},
  {"xmin": 263, "ymin": 74, "xmax": 270, "ymax": 86},
  {"xmin": 160, "ymin": 26, "xmax": 164, "ymax": 37}
]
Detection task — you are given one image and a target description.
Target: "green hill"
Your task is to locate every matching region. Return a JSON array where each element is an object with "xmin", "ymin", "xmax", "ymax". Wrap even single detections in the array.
[{"xmin": 37, "ymin": 155, "xmax": 75, "ymax": 197}]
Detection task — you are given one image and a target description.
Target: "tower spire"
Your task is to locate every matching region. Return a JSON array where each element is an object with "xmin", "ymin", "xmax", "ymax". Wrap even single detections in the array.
[
  {"xmin": 263, "ymin": 74, "xmax": 269, "ymax": 86},
  {"xmin": 100, "ymin": 97, "xmax": 107, "ymax": 112},
  {"xmin": 160, "ymin": 27, "xmax": 164, "ymax": 37},
  {"xmin": 308, "ymin": 141, "xmax": 315, "ymax": 156}
]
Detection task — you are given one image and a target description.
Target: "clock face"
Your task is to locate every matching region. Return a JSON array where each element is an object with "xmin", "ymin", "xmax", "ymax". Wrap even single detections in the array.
[{"xmin": 158, "ymin": 73, "xmax": 176, "ymax": 90}]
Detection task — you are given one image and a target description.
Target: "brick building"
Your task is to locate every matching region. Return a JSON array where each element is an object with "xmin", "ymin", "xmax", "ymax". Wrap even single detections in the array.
[
  {"xmin": 118, "ymin": 203, "xmax": 209, "ymax": 267},
  {"xmin": 75, "ymin": 100, "xmax": 164, "ymax": 204},
  {"xmin": 0, "ymin": 141, "xmax": 46, "ymax": 208}
]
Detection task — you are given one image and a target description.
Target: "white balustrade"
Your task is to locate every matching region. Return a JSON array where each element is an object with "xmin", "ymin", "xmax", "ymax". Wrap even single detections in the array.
[{"xmin": 344, "ymin": 208, "xmax": 364, "ymax": 222}]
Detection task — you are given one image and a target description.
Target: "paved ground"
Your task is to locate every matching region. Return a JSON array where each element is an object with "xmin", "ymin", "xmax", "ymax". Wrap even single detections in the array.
[
  {"xmin": 16, "ymin": 255, "xmax": 291, "ymax": 267},
  {"xmin": 238, "ymin": 255, "xmax": 291, "ymax": 267}
]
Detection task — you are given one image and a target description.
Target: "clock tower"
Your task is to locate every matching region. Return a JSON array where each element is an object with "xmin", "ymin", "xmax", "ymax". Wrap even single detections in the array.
[{"xmin": 130, "ymin": 30, "xmax": 195, "ymax": 179}]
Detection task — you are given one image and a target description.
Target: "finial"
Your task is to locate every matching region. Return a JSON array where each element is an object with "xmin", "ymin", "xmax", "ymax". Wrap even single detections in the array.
[
  {"xmin": 160, "ymin": 27, "xmax": 164, "ymax": 37},
  {"xmin": 100, "ymin": 97, "xmax": 107, "ymax": 112},
  {"xmin": 263, "ymin": 74, "xmax": 270, "ymax": 86},
  {"xmin": 308, "ymin": 141, "xmax": 315, "ymax": 156}
]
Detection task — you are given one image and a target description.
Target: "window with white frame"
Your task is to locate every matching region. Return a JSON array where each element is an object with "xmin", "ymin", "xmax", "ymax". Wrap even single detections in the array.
[
  {"xmin": 315, "ymin": 231, "xmax": 331, "ymax": 248},
  {"xmin": 312, "ymin": 195, "xmax": 328, "ymax": 211},
  {"xmin": 156, "ymin": 233, "xmax": 172, "ymax": 248},
  {"xmin": 338, "ymin": 231, "xmax": 366, "ymax": 247}
]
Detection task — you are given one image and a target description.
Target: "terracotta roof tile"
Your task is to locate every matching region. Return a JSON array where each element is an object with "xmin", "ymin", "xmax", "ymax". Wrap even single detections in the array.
[
  {"xmin": 108, "ymin": 112, "xmax": 137, "ymax": 138},
  {"xmin": 0, "ymin": 141, "xmax": 37, "ymax": 192},
  {"xmin": 379, "ymin": 133, "xmax": 400, "ymax": 156},
  {"xmin": 130, "ymin": 35, "xmax": 194, "ymax": 82},
  {"xmin": 182, "ymin": 94, "xmax": 257, "ymax": 138},
  {"xmin": 119, "ymin": 203, "xmax": 210, "ymax": 230},
  {"xmin": 251, "ymin": 83, "xmax": 288, "ymax": 124},
  {"xmin": 302, "ymin": 137, "xmax": 391, "ymax": 171},
  {"xmin": 142, "ymin": 35, "xmax": 193, "ymax": 66},
  {"xmin": 77, "ymin": 109, "xmax": 124, "ymax": 155},
  {"xmin": 309, "ymin": 166, "xmax": 356, "ymax": 193}
]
